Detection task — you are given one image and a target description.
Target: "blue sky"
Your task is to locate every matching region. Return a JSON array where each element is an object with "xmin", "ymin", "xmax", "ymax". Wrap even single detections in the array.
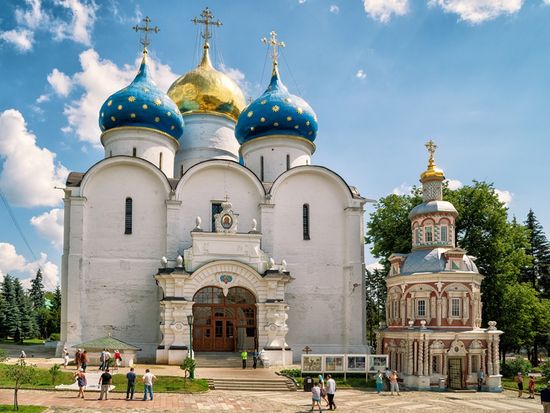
[{"xmin": 1, "ymin": 0, "xmax": 549, "ymax": 289}]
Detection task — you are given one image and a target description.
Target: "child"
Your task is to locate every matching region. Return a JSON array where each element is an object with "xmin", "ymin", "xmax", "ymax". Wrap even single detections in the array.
[
  {"xmin": 311, "ymin": 381, "xmax": 322, "ymax": 412},
  {"xmin": 376, "ymin": 370, "xmax": 384, "ymax": 394},
  {"xmin": 528, "ymin": 375, "xmax": 536, "ymax": 399}
]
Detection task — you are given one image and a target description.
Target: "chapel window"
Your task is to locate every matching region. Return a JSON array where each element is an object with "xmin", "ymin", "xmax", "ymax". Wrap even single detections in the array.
[
  {"xmin": 180, "ymin": 164, "xmax": 184, "ymax": 178},
  {"xmin": 416, "ymin": 299, "xmax": 426, "ymax": 317},
  {"xmin": 109, "ymin": 150, "xmax": 112, "ymax": 157},
  {"xmin": 451, "ymin": 297, "xmax": 461, "ymax": 317},
  {"xmin": 159, "ymin": 152, "xmax": 163, "ymax": 170},
  {"xmin": 432, "ymin": 355, "xmax": 441, "ymax": 374},
  {"xmin": 124, "ymin": 197, "xmax": 132, "ymax": 234},
  {"xmin": 132, "ymin": 147, "xmax": 137, "ymax": 157},
  {"xmin": 260, "ymin": 156, "xmax": 265, "ymax": 181},
  {"xmin": 286, "ymin": 154, "xmax": 290, "ymax": 171},
  {"xmin": 303, "ymin": 203, "xmax": 310, "ymax": 240},
  {"xmin": 211, "ymin": 202, "xmax": 223, "ymax": 232},
  {"xmin": 392, "ymin": 300, "xmax": 399, "ymax": 319},
  {"xmin": 440, "ymin": 225, "xmax": 448, "ymax": 242},
  {"xmin": 425, "ymin": 226, "xmax": 433, "ymax": 242},
  {"xmin": 471, "ymin": 355, "xmax": 480, "ymax": 373}
]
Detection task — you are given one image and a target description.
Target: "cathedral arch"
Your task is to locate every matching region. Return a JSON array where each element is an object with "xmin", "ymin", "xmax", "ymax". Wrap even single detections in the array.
[{"xmin": 80, "ymin": 156, "xmax": 172, "ymax": 197}]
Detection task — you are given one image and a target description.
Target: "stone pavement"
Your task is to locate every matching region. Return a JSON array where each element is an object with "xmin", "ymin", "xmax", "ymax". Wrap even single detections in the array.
[{"xmin": 0, "ymin": 388, "xmax": 543, "ymax": 412}]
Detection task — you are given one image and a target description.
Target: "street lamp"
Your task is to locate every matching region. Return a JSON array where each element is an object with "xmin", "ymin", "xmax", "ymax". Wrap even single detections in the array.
[{"xmin": 187, "ymin": 314, "xmax": 194, "ymax": 379}]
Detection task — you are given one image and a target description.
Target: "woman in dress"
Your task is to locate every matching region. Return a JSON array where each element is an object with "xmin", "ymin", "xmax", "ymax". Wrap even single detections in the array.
[
  {"xmin": 375, "ymin": 370, "xmax": 384, "ymax": 394},
  {"xmin": 114, "ymin": 349, "xmax": 122, "ymax": 370},
  {"xmin": 74, "ymin": 368, "xmax": 87, "ymax": 399},
  {"xmin": 528, "ymin": 375, "xmax": 536, "ymax": 399},
  {"xmin": 311, "ymin": 382, "xmax": 322, "ymax": 412},
  {"xmin": 63, "ymin": 347, "xmax": 70, "ymax": 368},
  {"xmin": 80, "ymin": 351, "xmax": 88, "ymax": 372}
]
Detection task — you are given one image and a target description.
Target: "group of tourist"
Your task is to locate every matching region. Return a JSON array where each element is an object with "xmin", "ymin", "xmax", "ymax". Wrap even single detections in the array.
[
  {"xmin": 240, "ymin": 349, "xmax": 260, "ymax": 369},
  {"xmin": 373, "ymin": 368, "xmax": 400, "ymax": 396},
  {"xmin": 310, "ymin": 374, "xmax": 336, "ymax": 411}
]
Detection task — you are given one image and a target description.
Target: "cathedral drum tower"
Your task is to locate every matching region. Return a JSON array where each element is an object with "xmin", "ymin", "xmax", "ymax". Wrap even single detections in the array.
[{"xmin": 377, "ymin": 141, "xmax": 503, "ymax": 392}]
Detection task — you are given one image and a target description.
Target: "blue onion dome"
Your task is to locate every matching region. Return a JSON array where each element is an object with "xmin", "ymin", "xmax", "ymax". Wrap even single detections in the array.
[
  {"xmin": 99, "ymin": 53, "xmax": 184, "ymax": 140},
  {"xmin": 235, "ymin": 64, "xmax": 318, "ymax": 144}
]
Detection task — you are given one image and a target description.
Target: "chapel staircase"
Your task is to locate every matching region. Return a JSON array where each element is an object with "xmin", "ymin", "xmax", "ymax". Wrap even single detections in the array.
[
  {"xmin": 194, "ymin": 352, "xmax": 253, "ymax": 368},
  {"xmin": 211, "ymin": 377, "xmax": 297, "ymax": 391}
]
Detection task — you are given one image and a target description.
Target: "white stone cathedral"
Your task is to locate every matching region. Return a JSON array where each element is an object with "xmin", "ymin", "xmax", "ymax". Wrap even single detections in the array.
[{"xmin": 59, "ymin": 12, "xmax": 367, "ymax": 365}]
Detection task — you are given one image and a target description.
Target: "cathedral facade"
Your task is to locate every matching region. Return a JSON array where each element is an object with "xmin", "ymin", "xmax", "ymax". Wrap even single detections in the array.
[
  {"xmin": 59, "ymin": 12, "xmax": 367, "ymax": 365},
  {"xmin": 377, "ymin": 143, "xmax": 503, "ymax": 391}
]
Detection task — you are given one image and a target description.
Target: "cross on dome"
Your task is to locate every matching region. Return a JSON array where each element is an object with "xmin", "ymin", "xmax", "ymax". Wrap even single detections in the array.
[
  {"xmin": 425, "ymin": 139, "xmax": 437, "ymax": 161},
  {"xmin": 262, "ymin": 31, "xmax": 286, "ymax": 71},
  {"xmin": 133, "ymin": 16, "xmax": 160, "ymax": 54},
  {"xmin": 192, "ymin": 7, "xmax": 222, "ymax": 49}
]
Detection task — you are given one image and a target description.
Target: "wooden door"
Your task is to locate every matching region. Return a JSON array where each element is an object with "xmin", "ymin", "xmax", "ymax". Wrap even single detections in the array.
[{"xmin": 448, "ymin": 358, "xmax": 463, "ymax": 389}]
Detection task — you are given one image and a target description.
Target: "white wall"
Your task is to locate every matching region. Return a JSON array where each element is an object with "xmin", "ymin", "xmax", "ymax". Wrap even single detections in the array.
[
  {"xmin": 102, "ymin": 128, "xmax": 178, "ymax": 178},
  {"xmin": 175, "ymin": 114, "xmax": 240, "ymax": 177},
  {"xmin": 240, "ymin": 135, "xmax": 314, "ymax": 182}
]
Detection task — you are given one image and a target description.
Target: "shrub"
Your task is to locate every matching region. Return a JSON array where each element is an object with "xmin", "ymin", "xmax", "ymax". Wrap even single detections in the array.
[
  {"xmin": 501, "ymin": 357, "xmax": 532, "ymax": 378},
  {"xmin": 48, "ymin": 333, "xmax": 60, "ymax": 342},
  {"xmin": 541, "ymin": 360, "xmax": 550, "ymax": 382},
  {"xmin": 48, "ymin": 364, "xmax": 61, "ymax": 385},
  {"xmin": 180, "ymin": 357, "xmax": 196, "ymax": 380},
  {"xmin": 280, "ymin": 368, "xmax": 301, "ymax": 377}
]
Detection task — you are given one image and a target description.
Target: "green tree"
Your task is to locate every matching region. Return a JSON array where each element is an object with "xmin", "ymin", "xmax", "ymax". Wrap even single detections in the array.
[
  {"xmin": 12, "ymin": 278, "xmax": 38, "ymax": 341},
  {"xmin": 522, "ymin": 210, "xmax": 550, "ymax": 297},
  {"xmin": 1, "ymin": 275, "xmax": 21, "ymax": 340},
  {"xmin": 48, "ymin": 285, "xmax": 62, "ymax": 334},
  {"xmin": 5, "ymin": 359, "xmax": 37, "ymax": 411},
  {"xmin": 365, "ymin": 268, "xmax": 386, "ymax": 350},
  {"xmin": 29, "ymin": 269, "xmax": 45, "ymax": 310}
]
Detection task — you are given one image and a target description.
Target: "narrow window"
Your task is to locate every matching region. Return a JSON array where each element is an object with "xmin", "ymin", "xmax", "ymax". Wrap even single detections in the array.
[
  {"xmin": 425, "ymin": 226, "xmax": 433, "ymax": 242},
  {"xmin": 109, "ymin": 150, "xmax": 112, "ymax": 157},
  {"xmin": 132, "ymin": 147, "xmax": 137, "ymax": 157},
  {"xmin": 471, "ymin": 355, "xmax": 480, "ymax": 373},
  {"xmin": 440, "ymin": 226, "xmax": 448, "ymax": 242},
  {"xmin": 303, "ymin": 203, "xmax": 310, "ymax": 240},
  {"xmin": 124, "ymin": 197, "xmax": 132, "ymax": 234},
  {"xmin": 417, "ymin": 299, "xmax": 426, "ymax": 317},
  {"xmin": 286, "ymin": 154, "xmax": 290, "ymax": 171},
  {"xmin": 211, "ymin": 202, "xmax": 223, "ymax": 232},
  {"xmin": 451, "ymin": 298, "xmax": 461, "ymax": 317},
  {"xmin": 306, "ymin": 159, "xmax": 309, "ymax": 165},
  {"xmin": 180, "ymin": 164, "xmax": 184, "ymax": 178},
  {"xmin": 159, "ymin": 152, "xmax": 163, "ymax": 170},
  {"xmin": 260, "ymin": 156, "xmax": 264, "ymax": 181}
]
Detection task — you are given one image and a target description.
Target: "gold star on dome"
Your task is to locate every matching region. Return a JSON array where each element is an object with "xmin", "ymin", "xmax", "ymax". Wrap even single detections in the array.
[
  {"xmin": 247, "ymin": 111, "xmax": 253, "ymax": 118},
  {"xmin": 110, "ymin": 116, "xmax": 116, "ymax": 121},
  {"xmin": 297, "ymin": 107, "xmax": 303, "ymax": 114},
  {"xmin": 154, "ymin": 98, "xmax": 162, "ymax": 106},
  {"xmin": 272, "ymin": 105, "xmax": 279, "ymax": 112},
  {"xmin": 171, "ymin": 125, "xmax": 175, "ymax": 130},
  {"xmin": 107, "ymin": 100, "xmax": 113, "ymax": 107},
  {"xmin": 261, "ymin": 100, "xmax": 267, "ymax": 105},
  {"xmin": 155, "ymin": 116, "xmax": 160, "ymax": 122},
  {"xmin": 142, "ymin": 104, "xmax": 148, "ymax": 110},
  {"xmin": 274, "ymin": 122, "xmax": 279, "ymax": 126},
  {"xmin": 117, "ymin": 105, "xmax": 123, "ymax": 110},
  {"xmin": 286, "ymin": 116, "xmax": 292, "ymax": 121},
  {"xmin": 285, "ymin": 98, "xmax": 292, "ymax": 103},
  {"xmin": 142, "ymin": 87, "xmax": 150, "ymax": 93},
  {"xmin": 294, "ymin": 125, "xmax": 299, "ymax": 129},
  {"xmin": 306, "ymin": 121, "xmax": 310, "ymax": 126},
  {"xmin": 130, "ymin": 113, "xmax": 136, "ymax": 118},
  {"xmin": 260, "ymin": 117, "xmax": 266, "ymax": 122},
  {"xmin": 128, "ymin": 96, "xmax": 136, "ymax": 102},
  {"xmin": 167, "ymin": 111, "xmax": 172, "ymax": 117}
]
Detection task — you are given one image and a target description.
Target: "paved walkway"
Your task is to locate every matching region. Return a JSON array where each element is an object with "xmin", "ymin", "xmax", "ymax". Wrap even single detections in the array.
[{"xmin": 0, "ymin": 388, "xmax": 543, "ymax": 412}]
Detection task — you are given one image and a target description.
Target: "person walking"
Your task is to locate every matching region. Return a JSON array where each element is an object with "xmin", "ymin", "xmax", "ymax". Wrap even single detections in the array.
[
  {"xmin": 515, "ymin": 372, "xmax": 524, "ymax": 398},
  {"xmin": 326, "ymin": 374, "xmax": 336, "ymax": 410},
  {"xmin": 75, "ymin": 349, "xmax": 81, "ymax": 370},
  {"xmin": 319, "ymin": 380, "xmax": 329, "ymax": 406},
  {"xmin": 142, "ymin": 368, "xmax": 156, "ymax": 401},
  {"xmin": 98, "ymin": 367, "xmax": 112, "ymax": 400},
  {"xmin": 63, "ymin": 347, "xmax": 70, "ymax": 369},
  {"xmin": 384, "ymin": 367, "xmax": 392, "ymax": 391},
  {"xmin": 99, "ymin": 349, "xmax": 106, "ymax": 371},
  {"xmin": 74, "ymin": 368, "xmax": 86, "ymax": 399},
  {"xmin": 541, "ymin": 380, "xmax": 550, "ymax": 413},
  {"xmin": 253, "ymin": 349, "xmax": 258, "ymax": 369},
  {"xmin": 528, "ymin": 375, "xmax": 536, "ymax": 399},
  {"xmin": 241, "ymin": 350, "xmax": 248, "ymax": 369},
  {"xmin": 311, "ymin": 381, "xmax": 323, "ymax": 412},
  {"xmin": 375, "ymin": 370, "xmax": 384, "ymax": 394},
  {"xmin": 114, "ymin": 349, "xmax": 122, "ymax": 370},
  {"xmin": 80, "ymin": 351, "xmax": 88, "ymax": 372},
  {"xmin": 126, "ymin": 367, "xmax": 136, "ymax": 400},
  {"xmin": 390, "ymin": 370, "xmax": 400, "ymax": 396},
  {"xmin": 477, "ymin": 369, "xmax": 484, "ymax": 391}
]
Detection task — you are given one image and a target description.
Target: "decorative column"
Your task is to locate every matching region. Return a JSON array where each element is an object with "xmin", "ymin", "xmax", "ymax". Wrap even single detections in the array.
[
  {"xmin": 400, "ymin": 299, "xmax": 406, "ymax": 327},
  {"xmin": 493, "ymin": 335, "xmax": 500, "ymax": 375},
  {"xmin": 436, "ymin": 298, "xmax": 442, "ymax": 326},
  {"xmin": 424, "ymin": 338, "xmax": 430, "ymax": 376},
  {"xmin": 413, "ymin": 340, "xmax": 418, "ymax": 375},
  {"xmin": 487, "ymin": 340, "xmax": 493, "ymax": 375},
  {"xmin": 408, "ymin": 339, "xmax": 414, "ymax": 375},
  {"xmin": 443, "ymin": 353, "xmax": 448, "ymax": 376},
  {"xmin": 418, "ymin": 337, "xmax": 424, "ymax": 376},
  {"xmin": 481, "ymin": 349, "xmax": 486, "ymax": 374}
]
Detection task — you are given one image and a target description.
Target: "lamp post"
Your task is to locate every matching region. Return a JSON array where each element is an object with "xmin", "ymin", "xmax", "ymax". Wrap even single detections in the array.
[{"xmin": 187, "ymin": 314, "xmax": 194, "ymax": 379}]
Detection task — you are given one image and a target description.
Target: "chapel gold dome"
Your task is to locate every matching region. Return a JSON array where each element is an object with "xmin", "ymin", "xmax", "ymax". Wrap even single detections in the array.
[{"xmin": 167, "ymin": 46, "xmax": 246, "ymax": 122}]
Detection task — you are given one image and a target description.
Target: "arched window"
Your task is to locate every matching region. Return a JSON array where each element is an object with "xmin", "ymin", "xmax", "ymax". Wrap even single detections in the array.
[
  {"xmin": 124, "ymin": 197, "xmax": 132, "ymax": 234},
  {"xmin": 260, "ymin": 156, "xmax": 264, "ymax": 181},
  {"xmin": 286, "ymin": 154, "xmax": 290, "ymax": 171},
  {"xmin": 440, "ymin": 225, "xmax": 448, "ymax": 242},
  {"xmin": 180, "ymin": 164, "xmax": 184, "ymax": 178},
  {"xmin": 132, "ymin": 147, "xmax": 137, "ymax": 157},
  {"xmin": 303, "ymin": 203, "xmax": 310, "ymax": 240}
]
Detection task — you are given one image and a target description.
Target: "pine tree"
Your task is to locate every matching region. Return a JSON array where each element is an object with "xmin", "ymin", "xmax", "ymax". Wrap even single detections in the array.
[
  {"xmin": 522, "ymin": 210, "xmax": 550, "ymax": 297},
  {"xmin": 0, "ymin": 279, "xmax": 7, "ymax": 338},
  {"xmin": 19, "ymin": 294, "xmax": 38, "ymax": 340},
  {"xmin": 29, "ymin": 269, "xmax": 45, "ymax": 310},
  {"xmin": 1, "ymin": 275, "xmax": 21, "ymax": 340}
]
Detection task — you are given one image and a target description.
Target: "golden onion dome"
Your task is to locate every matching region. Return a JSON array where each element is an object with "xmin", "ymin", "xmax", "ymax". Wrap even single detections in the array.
[
  {"xmin": 420, "ymin": 139, "xmax": 445, "ymax": 183},
  {"xmin": 167, "ymin": 45, "xmax": 246, "ymax": 122}
]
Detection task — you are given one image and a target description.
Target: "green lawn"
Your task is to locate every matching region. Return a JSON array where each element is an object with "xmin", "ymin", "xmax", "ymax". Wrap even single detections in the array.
[
  {"xmin": 0, "ymin": 339, "xmax": 45, "ymax": 346},
  {"xmin": 502, "ymin": 377, "xmax": 546, "ymax": 393},
  {"xmin": 0, "ymin": 405, "xmax": 47, "ymax": 413},
  {"xmin": 0, "ymin": 364, "xmax": 209, "ymax": 393}
]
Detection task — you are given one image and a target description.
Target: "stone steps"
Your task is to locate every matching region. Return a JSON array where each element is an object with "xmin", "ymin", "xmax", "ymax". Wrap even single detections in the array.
[
  {"xmin": 211, "ymin": 378, "xmax": 297, "ymax": 391},
  {"xmin": 194, "ymin": 352, "xmax": 257, "ymax": 368}
]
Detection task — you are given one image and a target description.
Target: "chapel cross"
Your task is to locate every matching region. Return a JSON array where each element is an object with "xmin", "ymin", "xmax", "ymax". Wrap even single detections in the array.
[
  {"xmin": 133, "ymin": 16, "xmax": 160, "ymax": 52},
  {"xmin": 262, "ymin": 31, "xmax": 285, "ymax": 66},
  {"xmin": 192, "ymin": 7, "xmax": 222, "ymax": 48},
  {"xmin": 425, "ymin": 139, "xmax": 437, "ymax": 161}
]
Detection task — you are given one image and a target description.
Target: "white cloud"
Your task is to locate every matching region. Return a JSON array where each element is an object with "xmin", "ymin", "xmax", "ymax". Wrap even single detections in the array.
[
  {"xmin": 30, "ymin": 208, "xmax": 64, "ymax": 249},
  {"xmin": 0, "ymin": 243, "xmax": 58, "ymax": 290},
  {"xmin": 299, "ymin": 0, "xmax": 307, "ymax": 3},
  {"xmin": 445, "ymin": 178, "xmax": 463, "ymax": 190},
  {"xmin": 330, "ymin": 5, "xmax": 340, "ymax": 13},
  {"xmin": 429, "ymin": 0, "xmax": 523, "ymax": 23},
  {"xmin": 52, "ymin": 0, "xmax": 98, "ymax": 46},
  {"xmin": 545, "ymin": 0, "xmax": 550, "ymax": 4},
  {"xmin": 63, "ymin": 49, "xmax": 178, "ymax": 146},
  {"xmin": 362, "ymin": 0, "xmax": 409, "ymax": 22},
  {"xmin": 495, "ymin": 188, "xmax": 513, "ymax": 206},
  {"xmin": 47, "ymin": 68, "xmax": 73, "ymax": 97},
  {"xmin": 356, "ymin": 69, "xmax": 367, "ymax": 80},
  {"xmin": 0, "ymin": 29, "xmax": 34, "ymax": 52},
  {"xmin": 36, "ymin": 94, "xmax": 50, "ymax": 103},
  {"xmin": 2, "ymin": 0, "xmax": 97, "ymax": 52},
  {"xmin": 0, "ymin": 109, "xmax": 69, "ymax": 207},
  {"xmin": 392, "ymin": 183, "xmax": 413, "ymax": 195}
]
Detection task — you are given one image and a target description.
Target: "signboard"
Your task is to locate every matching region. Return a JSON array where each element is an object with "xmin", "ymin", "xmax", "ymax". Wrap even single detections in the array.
[
  {"xmin": 346, "ymin": 355, "xmax": 367, "ymax": 372},
  {"xmin": 302, "ymin": 355, "xmax": 323, "ymax": 372},
  {"xmin": 368, "ymin": 355, "xmax": 389, "ymax": 373},
  {"xmin": 301, "ymin": 354, "xmax": 388, "ymax": 374},
  {"xmin": 325, "ymin": 355, "xmax": 345, "ymax": 372}
]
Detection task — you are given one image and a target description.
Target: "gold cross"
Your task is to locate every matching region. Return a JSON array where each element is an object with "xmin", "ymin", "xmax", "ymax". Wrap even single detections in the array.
[
  {"xmin": 262, "ymin": 31, "xmax": 285, "ymax": 67},
  {"xmin": 425, "ymin": 139, "xmax": 437, "ymax": 160},
  {"xmin": 192, "ymin": 7, "xmax": 222, "ymax": 48},
  {"xmin": 133, "ymin": 16, "xmax": 160, "ymax": 52}
]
